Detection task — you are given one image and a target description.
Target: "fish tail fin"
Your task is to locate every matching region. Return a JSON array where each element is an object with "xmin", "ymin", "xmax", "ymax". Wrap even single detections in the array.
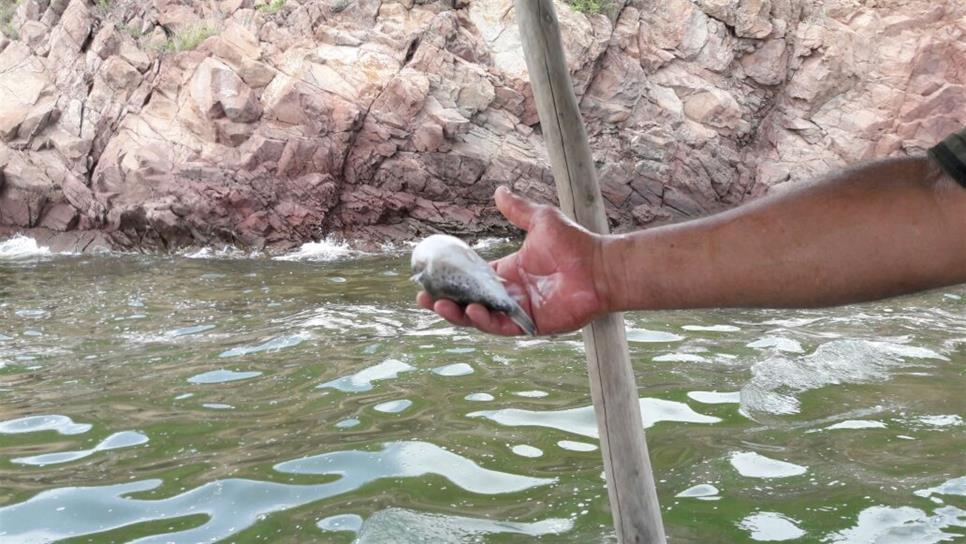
[{"xmin": 508, "ymin": 305, "xmax": 538, "ymax": 336}]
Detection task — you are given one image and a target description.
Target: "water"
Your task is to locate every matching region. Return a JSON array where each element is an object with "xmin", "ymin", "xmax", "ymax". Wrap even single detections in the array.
[{"xmin": 0, "ymin": 240, "xmax": 963, "ymax": 543}]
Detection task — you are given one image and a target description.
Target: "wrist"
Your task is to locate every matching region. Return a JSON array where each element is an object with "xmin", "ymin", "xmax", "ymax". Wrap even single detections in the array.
[{"xmin": 595, "ymin": 233, "xmax": 626, "ymax": 314}]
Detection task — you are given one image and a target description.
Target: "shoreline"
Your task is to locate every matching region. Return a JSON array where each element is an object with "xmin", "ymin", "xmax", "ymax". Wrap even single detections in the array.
[{"xmin": 0, "ymin": 229, "xmax": 515, "ymax": 261}]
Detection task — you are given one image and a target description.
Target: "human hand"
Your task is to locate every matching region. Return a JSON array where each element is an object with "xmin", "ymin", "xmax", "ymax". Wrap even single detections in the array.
[{"xmin": 416, "ymin": 186, "xmax": 610, "ymax": 335}]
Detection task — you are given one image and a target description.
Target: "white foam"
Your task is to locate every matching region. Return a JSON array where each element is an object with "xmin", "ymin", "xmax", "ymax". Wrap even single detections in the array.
[
  {"xmin": 682, "ymin": 324, "xmax": 741, "ymax": 332},
  {"xmin": 300, "ymin": 305, "xmax": 402, "ymax": 337},
  {"xmin": 219, "ymin": 334, "xmax": 308, "ymax": 358},
  {"xmin": 739, "ymin": 512, "xmax": 806, "ymax": 541},
  {"xmin": 0, "ymin": 235, "xmax": 51, "ymax": 259},
  {"xmin": 742, "ymin": 339, "xmax": 949, "ymax": 415},
  {"xmin": 826, "ymin": 505, "xmax": 965, "ymax": 544},
  {"xmin": 319, "ymin": 359, "xmax": 415, "ymax": 393},
  {"xmin": 406, "ymin": 327, "xmax": 458, "ymax": 337},
  {"xmin": 274, "ymin": 238, "xmax": 366, "ymax": 261},
  {"xmin": 166, "ymin": 324, "xmax": 216, "ymax": 337},
  {"xmin": 756, "ymin": 317, "xmax": 823, "ymax": 327},
  {"xmin": 916, "ymin": 415, "xmax": 962, "ymax": 427},
  {"xmin": 747, "ymin": 337, "xmax": 804, "ymax": 353},
  {"xmin": 513, "ymin": 390, "xmax": 548, "ymax": 398},
  {"xmin": 653, "ymin": 353, "xmax": 709, "ymax": 363},
  {"xmin": 183, "ymin": 246, "xmax": 255, "ymax": 259},
  {"xmin": 626, "ymin": 328, "xmax": 685, "ymax": 343},
  {"xmin": 470, "ymin": 237, "xmax": 510, "ymax": 251},
  {"xmin": 729, "ymin": 452, "xmax": 807, "ymax": 478}
]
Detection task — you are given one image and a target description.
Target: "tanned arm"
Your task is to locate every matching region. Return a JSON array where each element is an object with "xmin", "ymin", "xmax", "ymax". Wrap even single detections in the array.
[
  {"xmin": 418, "ymin": 155, "xmax": 966, "ymax": 336},
  {"xmin": 602, "ymin": 155, "xmax": 966, "ymax": 312}
]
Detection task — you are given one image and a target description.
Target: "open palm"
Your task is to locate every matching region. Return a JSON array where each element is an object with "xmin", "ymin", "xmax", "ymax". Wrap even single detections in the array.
[{"xmin": 417, "ymin": 187, "xmax": 607, "ymax": 336}]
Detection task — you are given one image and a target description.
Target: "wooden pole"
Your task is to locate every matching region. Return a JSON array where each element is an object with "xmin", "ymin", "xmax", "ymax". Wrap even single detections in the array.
[{"xmin": 514, "ymin": 1, "xmax": 667, "ymax": 542}]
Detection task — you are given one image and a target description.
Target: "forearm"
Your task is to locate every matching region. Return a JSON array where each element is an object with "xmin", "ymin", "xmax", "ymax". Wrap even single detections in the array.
[{"xmin": 601, "ymin": 156, "xmax": 966, "ymax": 311}]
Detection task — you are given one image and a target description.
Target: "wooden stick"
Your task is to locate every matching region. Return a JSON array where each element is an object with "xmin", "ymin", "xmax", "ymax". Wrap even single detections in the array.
[{"xmin": 514, "ymin": 1, "xmax": 667, "ymax": 542}]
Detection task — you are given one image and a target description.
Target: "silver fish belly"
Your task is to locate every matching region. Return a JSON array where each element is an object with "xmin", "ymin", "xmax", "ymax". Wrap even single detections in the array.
[{"xmin": 411, "ymin": 235, "xmax": 537, "ymax": 335}]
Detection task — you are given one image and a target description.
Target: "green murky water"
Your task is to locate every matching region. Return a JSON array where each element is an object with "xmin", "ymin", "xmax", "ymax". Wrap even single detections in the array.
[{"xmin": 0, "ymin": 237, "xmax": 963, "ymax": 543}]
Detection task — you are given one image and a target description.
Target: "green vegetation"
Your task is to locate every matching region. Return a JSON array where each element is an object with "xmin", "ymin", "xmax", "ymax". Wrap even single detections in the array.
[
  {"xmin": 257, "ymin": 0, "xmax": 286, "ymax": 15},
  {"xmin": 0, "ymin": 0, "xmax": 19, "ymax": 40},
  {"xmin": 164, "ymin": 24, "xmax": 216, "ymax": 52},
  {"xmin": 118, "ymin": 22, "xmax": 143, "ymax": 40},
  {"xmin": 96, "ymin": 0, "xmax": 110, "ymax": 9},
  {"xmin": 566, "ymin": 0, "xmax": 612, "ymax": 15}
]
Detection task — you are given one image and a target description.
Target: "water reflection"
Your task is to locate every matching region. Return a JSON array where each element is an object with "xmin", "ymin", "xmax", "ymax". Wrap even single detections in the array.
[
  {"xmin": 0, "ymin": 415, "xmax": 91, "ymax": 436},
  {"xmin": 12, "ymin": 431, "xmax": 149, "ymax": 467},
  {"xmin": 469, "ymin": 398, "xmax": 721, "ymax": 438},
  {"xmin": 0, "ymin": 246, "xmax": 962, "ymax": 542},
  {"xmin": 0, "ymin": 441, "xmax": 554, "ymax": 543}
]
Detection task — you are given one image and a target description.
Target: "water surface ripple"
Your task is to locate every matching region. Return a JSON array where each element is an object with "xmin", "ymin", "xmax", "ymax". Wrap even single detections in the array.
[{"xmin": 0, "ymin": 246, "xmax": 963, "ymax": 542}]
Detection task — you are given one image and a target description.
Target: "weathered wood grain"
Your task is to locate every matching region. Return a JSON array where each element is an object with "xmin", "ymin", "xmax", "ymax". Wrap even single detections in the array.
[{"xmin": 514, "ymin": 1, "xmax": 667, "ymax": 542}]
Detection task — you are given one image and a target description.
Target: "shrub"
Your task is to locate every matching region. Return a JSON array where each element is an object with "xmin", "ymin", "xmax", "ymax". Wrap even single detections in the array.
[
  {"xmin": 567, "ymin": 0, "xmax": 613, "ymax": 15},
  {"xmin": 0, "ymin": 0, "xmax": 19, "ymax": 40},
  {"xmin": 165, "ymin": 24, "xmax": 216, "ymax": 52},
  {"xmin": 257, "ymin": 0, "xmax": 286, "ymax": 15}
]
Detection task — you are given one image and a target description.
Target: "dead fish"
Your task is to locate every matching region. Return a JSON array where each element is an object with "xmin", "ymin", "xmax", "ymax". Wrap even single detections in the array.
[{"xmin": 411, "ymin": 234, "xmax": 537, "ymax": 336}]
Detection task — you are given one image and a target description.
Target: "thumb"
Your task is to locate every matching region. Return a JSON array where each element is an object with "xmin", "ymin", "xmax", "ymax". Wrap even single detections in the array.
[{"xmin": 495, "ymin": 186, "xmax": 539, "ymax": 231}]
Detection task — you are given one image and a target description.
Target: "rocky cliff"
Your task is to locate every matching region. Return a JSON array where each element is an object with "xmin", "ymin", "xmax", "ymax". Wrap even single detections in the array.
[{"xmin": 0, "ymin": 0, "xmax": 963, "ymax": 252}]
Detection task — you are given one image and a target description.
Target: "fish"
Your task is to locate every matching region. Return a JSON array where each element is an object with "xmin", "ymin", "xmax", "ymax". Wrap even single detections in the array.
[{"xmin": 411, "ymin": 234, "xmax": 537, "ymax": 336}]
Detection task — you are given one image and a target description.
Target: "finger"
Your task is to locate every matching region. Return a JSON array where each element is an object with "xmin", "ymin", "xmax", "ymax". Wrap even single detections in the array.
[
  {"xmin": 495, "ymin": 186, "xmax": 539, "ymax": 231},
  {"xmin": 466, "ymin": 304, "xmax": 523, "ymax": 336},
  {"xmin": 492, "ymin": 252, "xmax": 527, "ymax": 281},
  {"xmin": 434, "ymin": 299, "xmax": 472, "ymax": 327},
  {"xmin": 416, "ymin": 291, "xmax": 435, "ymax": 311}
]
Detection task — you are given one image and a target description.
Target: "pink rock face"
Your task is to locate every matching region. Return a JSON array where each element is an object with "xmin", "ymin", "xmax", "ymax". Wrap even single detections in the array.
[{"xmin": 0, "ymin": 0, "xmax": 963, "ymax": 252}]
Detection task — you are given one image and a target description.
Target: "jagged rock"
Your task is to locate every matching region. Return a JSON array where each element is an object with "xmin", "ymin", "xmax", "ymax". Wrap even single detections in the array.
[
  {"xmin": 189, "ymin": 57, "xmax": 262, "ymax": 123},
  {"xmin": 0, "ymin": 42, "xmax": 53, "ymax": 142},
  {"xmin": 741, "ymin": 38, "xmax": 788, "ymax": 85},
  {"xmin": 0, "ymin": 0, "xmax": 963, "ymax": 251}
]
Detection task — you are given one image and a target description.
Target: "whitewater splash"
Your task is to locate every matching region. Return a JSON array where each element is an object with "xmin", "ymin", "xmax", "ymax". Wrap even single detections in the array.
[
  {"xmin": 183, "ymin": 246, "xmax": 258, "ymax": 259},
  {"xmin": 0, "ymin": 235, "xmax": 51, "ymax": 259},
  {"xmin": 274, "ymin": 238, "xmax": 367, "ymax": 261},
  {"xmin": 273, "ymin": 236, "xmax": 513, "ymax": 262}
]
